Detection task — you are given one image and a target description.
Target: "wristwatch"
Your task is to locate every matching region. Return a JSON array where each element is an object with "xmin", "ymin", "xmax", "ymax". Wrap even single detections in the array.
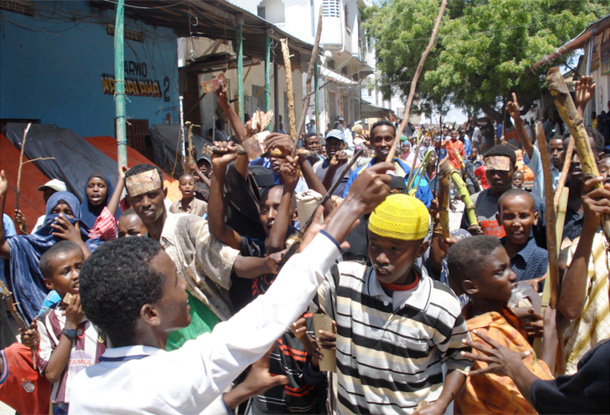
[{"xmin": 61, "ymin": 328, "xmax": 78, "ymax": 339}]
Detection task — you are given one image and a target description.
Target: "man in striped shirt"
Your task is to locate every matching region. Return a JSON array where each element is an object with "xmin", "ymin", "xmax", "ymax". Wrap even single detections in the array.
[{"xmin": 316, "ymin": 194, "xmax": 472, "ymax": 414}]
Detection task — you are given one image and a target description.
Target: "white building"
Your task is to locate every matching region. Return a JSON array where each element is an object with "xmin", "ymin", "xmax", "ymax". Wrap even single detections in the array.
[{"xmin": 229, "ymin": 0, "xmax": 375, "ymax": 134}]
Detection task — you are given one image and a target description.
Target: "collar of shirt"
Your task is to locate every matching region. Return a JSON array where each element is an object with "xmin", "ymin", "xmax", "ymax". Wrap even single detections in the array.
[
  {"xmin": 365, "ymin": 265, "xmax": 432, "ymax": 312},
  {"xmin": 367, "ymin": 157, "xmax": 411, "ymax": 176},
  {"xmin": 501, "ymin": 236, "xmax": 538, "ymax": 263},
  {"xmin": 462, "ymin": 304, "xmax": 525, "ymax": 336},
  {"xmin": 98, "ymin": 345, "xmax": 163, "ymax": 363}
]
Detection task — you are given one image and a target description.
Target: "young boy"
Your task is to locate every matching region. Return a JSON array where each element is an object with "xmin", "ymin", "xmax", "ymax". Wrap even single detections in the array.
[
  {"xmin": 169, "ymin": 173, "xmax": 207, "ymax": 216},
  {"xmin": 37, "ymin": 241, "xmax": 106, "ymax": 414},
  {"xmin": 316, "ymin": 193, "xmax": 472, "ymax": 414},
  {"xmin": 496, "ymin": 189, "xmax": 548, "ymax": 285},
  {"xmin": 447, "ymin": 235, "xmax": 556, "ymax": 414},
  {"xmin": 511, "ymin": 170, "xmax": 524, "ymax": 189},
  {"xmin": 117, "ymin": 208, "xmax": 147, "ymax": 238}
]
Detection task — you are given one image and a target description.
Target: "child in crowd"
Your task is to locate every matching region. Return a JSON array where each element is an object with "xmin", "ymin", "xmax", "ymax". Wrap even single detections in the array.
[
  {"xmin": 497, "ymin": 189, "xmax": 548, "ymax": 285},
  {"xmin": 117, "ymin": 208, "xmax": 147, "ymax": 238},
  {"xmin": 512, "ymin": 170, "xmax": 524, "ymax": 188},
  {"xmin": 447, "ymin": 235, "xmax": 557, "ymax": 414},
  {"xmin": 37, "ymin": 241, "xmax": 107, "ymax": 414},
  {"xmin": 316, "ymin": 194, "xmax": 472, "ymax": 414},
  {"xmin": 169, "ymin": 173, "xmax": 208, "ymax": 216},
  {"xmin": 0, "ymin": 319, "xmax": 51, "ymax": 415}
]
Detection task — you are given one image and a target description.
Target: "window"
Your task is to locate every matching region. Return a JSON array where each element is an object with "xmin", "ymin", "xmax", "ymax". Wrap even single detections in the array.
[
  {"xmin": 257, "ymin": 6, "xmax": 265, "ymax": 19},
  {"xmin": 323, "ymin": 0, "xmax": 340, "ymax": 18}
]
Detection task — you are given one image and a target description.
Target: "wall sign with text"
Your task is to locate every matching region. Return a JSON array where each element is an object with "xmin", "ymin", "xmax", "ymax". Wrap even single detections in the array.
[{"xmin": 100, "ymin": 61, "xmax": 171, "ymax": 101}]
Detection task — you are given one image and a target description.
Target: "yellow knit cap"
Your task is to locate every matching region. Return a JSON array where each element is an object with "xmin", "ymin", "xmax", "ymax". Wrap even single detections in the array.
[{"xmin": 368, "ymin": 194, "xmax": 429, "ymax": 241}]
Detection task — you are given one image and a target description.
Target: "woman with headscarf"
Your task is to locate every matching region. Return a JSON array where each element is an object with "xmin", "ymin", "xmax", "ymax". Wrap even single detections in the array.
[
  {"xmin": 80, "ymin": 168, "xmax": 125, "ymax": 241},
  {"xmin": 0, "ymin": 172, "xmax": 102, "ymax": 322}
]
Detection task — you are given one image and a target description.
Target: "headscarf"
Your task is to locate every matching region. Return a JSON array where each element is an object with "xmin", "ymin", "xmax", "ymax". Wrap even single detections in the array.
[
  {"xmin": 6, "ymin": 192, "xmax": 100, "ymax": 322},
  {"xmin": 80, "ymin": 173, "xmax": 120, "ymax": 229}
]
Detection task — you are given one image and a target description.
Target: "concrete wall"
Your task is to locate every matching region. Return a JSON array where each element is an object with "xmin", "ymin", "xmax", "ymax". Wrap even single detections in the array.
[{"xmin": 0, "ymin": 1, "xmax": 179, "ymax": 137}]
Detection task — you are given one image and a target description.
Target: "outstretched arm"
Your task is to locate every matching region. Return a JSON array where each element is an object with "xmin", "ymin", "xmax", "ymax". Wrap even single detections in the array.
[
  {"xmin": 107, "ymin": 165, "xmax": 127, "ymax": 217},
  {"xmin": 266, "ymin": 156, "xmax": 298, "ymax": 254},
  {"xmin": 507, "ymin": 92, "xmax": 533, "ymax": 159},
  {"xmin": 208, "ymin": 142, "xmax": 241, "ymax": 250}
]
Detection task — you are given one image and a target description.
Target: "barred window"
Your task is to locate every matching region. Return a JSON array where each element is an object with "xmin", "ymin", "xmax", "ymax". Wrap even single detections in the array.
[{"xmin": 323, "ymin": 0, "xmax": 341, "ymax": 18}]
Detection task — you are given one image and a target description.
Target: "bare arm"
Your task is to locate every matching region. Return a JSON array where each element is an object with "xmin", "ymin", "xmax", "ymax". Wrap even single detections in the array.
[
  {"xmin": 297, "ymin": 156, "xmax": 335, "ymax": 217},
  {"xmin": 574, "ymin": 76, "xmax": 595, "ymax": 116},
  {"xmin": 539, "ymin": 307, "xmax": 558, "ymax": 373},
  {"xmin": 107, "ymin": 165, "xmax": 127, "ymax": 217},
  {"xmin": 0, "ymin": 170, "xmax": 11, "ymax": 258},
  {"xmin": 207, "ymin": 142, "xmax": 241, "ymax": 250},
  {"xmin": 558, "ymin": 177, "xmax": 610, "ymax": 320},
  {"xmin": 266, "ymin": 157, "xmax": 298, "ymax": 254},
  {"xmin": 216, "ymin": 82, "xmax": 246, "ymax": 143},
  {"xmin": 507, "ymin": 93, "xmax": 533, "ymax": 159},
  {"xmin": 43, "ymin": 295, "xmax": 85, "ymax": 383},
  {"xmin": 414, "ymin": 370, "xmax": 466, "ymax": 415},
  {"xmin": 233, "ymin": 254, "xmax": 279, "ymax": 279},
  {"xmin": 188, "ymin": 161, "xmax": 212, "ymax": 189}
]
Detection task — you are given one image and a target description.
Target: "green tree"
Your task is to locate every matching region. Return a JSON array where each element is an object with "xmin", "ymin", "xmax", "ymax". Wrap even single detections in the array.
[{"xmin": 364, "ymin": 0, "xmax": 610, "ymax": 119}]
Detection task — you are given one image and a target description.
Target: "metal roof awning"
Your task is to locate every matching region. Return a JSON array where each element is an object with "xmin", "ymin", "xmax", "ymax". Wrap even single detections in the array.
[
  {"xmin": 360, "ymin": 100, "xmax": 393, "ymax": 119},
  {"xmin": 319, "ymin": 67, "xmax": 358, "ymax": 86},
  {"xmin": 531, "ymin": 14, "xmax": 610, "ymax": 70},
  {"xmin": 90, "ymin": 0, "xmax": 315, "ymax": 71}
]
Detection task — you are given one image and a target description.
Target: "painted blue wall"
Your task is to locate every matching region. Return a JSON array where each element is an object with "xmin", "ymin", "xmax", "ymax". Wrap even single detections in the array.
[{"xmin": 0, "ymin": 1, "xmax": 179, "ymax": 137}]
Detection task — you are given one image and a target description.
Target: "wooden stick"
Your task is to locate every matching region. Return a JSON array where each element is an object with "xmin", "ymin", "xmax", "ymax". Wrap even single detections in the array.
[
  {"xmin": 437, "ymin": 158, "xmax": 452, "ymax": 239},
  {"xmin": 451, "ymin": 171, "xmax": 477, "ymax": 227},
  {"xmin": 16, "ymin": 123, "xmax": 32, "ymax": 214},
  {"xmin": 280, "ymin": 39, "xmax": 297, "ymax": 141},
  {"xmin": 0, "ymin": 279, "xmax": 28, "ymax": 330},
  {"xmin": 385, "ymin": 0, "xmax": 448, "ymax": 162},
  {"xmin": 294, "ymin": 6, "xmax": 324, "ymax": 155},
  {"xmin": 553, "ymin": 136, "xmax": 574, "ymax": 210},
  {"xmin": 547, "ymin": 67, "xmax": 610, "ymax": 242},
  {"xmin": 535, "ymin": 121, "xmax": 560, "ymax": 308}
]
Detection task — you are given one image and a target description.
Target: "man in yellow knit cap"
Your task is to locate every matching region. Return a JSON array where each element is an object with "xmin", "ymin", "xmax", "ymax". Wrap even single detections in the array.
[{"xmin": 314, "ymin": 194, "xmax": 472, "ymax": 414}]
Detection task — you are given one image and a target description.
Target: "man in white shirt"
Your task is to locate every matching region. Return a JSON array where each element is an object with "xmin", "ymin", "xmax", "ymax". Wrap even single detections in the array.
[{"xmin": 69, "ymin": 163, "xmax": 394, "ymax": 414}]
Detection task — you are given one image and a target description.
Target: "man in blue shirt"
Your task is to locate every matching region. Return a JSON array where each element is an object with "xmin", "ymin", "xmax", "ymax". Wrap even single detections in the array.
[{"xmin": 343, "ymin": 120, "xmax": 433, "ymax": 207}]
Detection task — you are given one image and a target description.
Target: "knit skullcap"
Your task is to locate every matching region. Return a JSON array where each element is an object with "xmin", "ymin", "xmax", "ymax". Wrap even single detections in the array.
[{"xmin": 368, "ymin": 194, "xmax": 429, "ymax": 241}]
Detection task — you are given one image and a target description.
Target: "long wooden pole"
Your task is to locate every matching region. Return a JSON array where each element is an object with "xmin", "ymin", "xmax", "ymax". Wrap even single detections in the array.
[
  {"xmin": 294, "ymin": 6, "xmax": 324, "ymax": 153},
  {"xmin": 16, "ymin": 123, "xmax": 31, "ymax": 215},
  {"xmin": 547, "ymin": 67, "xmax": 610, "ymax": 242},
  {"xmin": 114, "ymin": 0, "xmax": 127, "ymax": 168},
  {"xmin": 553, "ymin": 137, "xmax": 574, "ymax": 210},
  {"xmin": 536, "ymin": 122, "xmax": 560, "ymax": 308},
  {"xmin": 280, "ymin": 39, "xmax": 297, "ymax": 140},
  {"xmin": 385, "ymin": 0, "xmax": 448, "ymax": 162}
]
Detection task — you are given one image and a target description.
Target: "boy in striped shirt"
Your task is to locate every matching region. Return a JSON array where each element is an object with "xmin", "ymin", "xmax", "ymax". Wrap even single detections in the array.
[
  {"xmin": 316, "ymin": 194, "xmax": 472, "ymax": 414},
  {"xmin": 37, "ymin": 241, "xmax": 106, "ymax": 414}
]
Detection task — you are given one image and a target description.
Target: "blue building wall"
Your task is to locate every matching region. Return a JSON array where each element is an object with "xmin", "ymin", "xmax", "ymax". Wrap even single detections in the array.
[{"xmin": 0, "ymin": 1, "xmax": 179, "ymax": 137}]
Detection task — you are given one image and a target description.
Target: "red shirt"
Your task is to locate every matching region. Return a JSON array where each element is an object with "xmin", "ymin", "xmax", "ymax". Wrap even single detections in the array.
[
  {"xmin": 443, "ymin": 139, "xmax": 465, "ymax": 169},
  {"xmin": 474, "ymin": 165, "xmax": 490, "ymax": 189},
  {"xmin": 0, "ymin": 343, "xmax": 51, "ymax": 415}
]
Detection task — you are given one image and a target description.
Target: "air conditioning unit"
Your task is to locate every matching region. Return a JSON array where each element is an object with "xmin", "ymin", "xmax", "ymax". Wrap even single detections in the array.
[{"xmin": 321, "ymin": 0, "xmax": 343, "ymax": 50}]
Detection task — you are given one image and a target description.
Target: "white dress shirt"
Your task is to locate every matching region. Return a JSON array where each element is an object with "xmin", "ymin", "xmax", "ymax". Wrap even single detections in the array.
[{"xmin": 68, "ymin": 232, "xmax": 340, "ymax": 414}]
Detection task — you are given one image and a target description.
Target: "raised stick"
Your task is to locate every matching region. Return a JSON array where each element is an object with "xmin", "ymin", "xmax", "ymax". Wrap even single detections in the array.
[
  {"xmin": 546, "ymin": 67, "xmax": 610, "ymax": 242},
  {"xmin": 280, "ymin": 39, "xmax": 297, "ymax": 140},
  {"xmin": 16, "ymin": 123, "xmax": 32, "ymax": 214},
  {"xmin": 553, "ymin": 136, "xmax": 574, "ymax": 210},
  {"xmin": 294, "ymin": 6, "xmax": 324, "ymax": 155},
  {"xmin": 535, "ymin": 121, "xmax": 560, "ymax": 308},
  {"xmin": 385, "ymin": 0, "xmax": 448, "ymax": 162}
]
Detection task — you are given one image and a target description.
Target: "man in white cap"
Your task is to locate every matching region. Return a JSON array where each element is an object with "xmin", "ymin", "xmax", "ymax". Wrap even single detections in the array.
[
  {"xmin": 312, "ymin": 129, "xmax": 354, "ymax": 197},
  {"xmin": 14, "ymin": 179, "xmax": 67, "ymax": 234}
]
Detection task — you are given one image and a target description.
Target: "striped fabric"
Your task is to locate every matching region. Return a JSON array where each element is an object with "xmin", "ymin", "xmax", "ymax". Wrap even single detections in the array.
[
  {"xmin": 87, "ymin": 206, "xmax": 117, "ymax": 241},
  {"xmin": 564, "ymin": 232, "xmax": 610, "ymax": 374},
  {"xmin": 317, "ymin": 262, "xmax": 471, "ymax": 414},
  {"xmin": 37, "ymin": 307, "xmax": 106, "ymax": 404}
]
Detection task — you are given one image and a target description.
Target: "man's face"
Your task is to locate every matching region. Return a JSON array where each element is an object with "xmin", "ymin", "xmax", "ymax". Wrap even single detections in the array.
[
  {"xmin": 598, "ymin": 158, "xmax": 610, "ymax": 185},
  {"xmin": 497, "ymin": 194, "xmax": 537, "ymax": 246},
  {"xmin": 259, "ymin": 186, "xmax": 283, "ymax": 234},
  {"xmin": 485, "ymin": 163, "xmax": 514, "ymax": 195},
  {"xmin": 128, "ymin": 187, "xmax": 166, "ymax": 226},
  {"xmin": 305, "ymin": 136, "xmax": 321, "ymax": 154},
  {"xmin": 371, "ymin": 125, "xmax": 394, "ymax": 160},
  {"xmin": 511, "ymin": 171, "xmax": 524, "ymax": 188},
  {"xmin": 44, "ymin": 249, "xmax": 84, "ymax": 298},
  {"xmin": 197, "ymin": 160, "xmax": 212, "ymax": 178},
  {"xmin": 368, "ymin": 232, "xmax": 427, "ymax": 285},
  {"xmin": 549, "ymin": 138, "xmax": 565, "ymax": 169},
  {"xmin": 450, "ymin": 131, "xmax": 458, "ymax": 141},
  {"xmin": 325, "ymin": 137, "xmax": 344, "ymax": 157},
  {"xmin": 151, "ymin": 250, "xmax": 191, "ymax": 333},
  {"xmin": 424, "ymin": 137, "xmax": 431, "ymax": 146},
  {"xmin": 568, "ymin": 152, "xmax": 584, "ymax": 185}
]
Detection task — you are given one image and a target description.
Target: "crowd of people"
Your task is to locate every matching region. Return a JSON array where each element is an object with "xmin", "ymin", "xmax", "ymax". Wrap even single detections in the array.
[{"xmin": 0, "ymin": 76, "xmax": 608, "ymax": 415}]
